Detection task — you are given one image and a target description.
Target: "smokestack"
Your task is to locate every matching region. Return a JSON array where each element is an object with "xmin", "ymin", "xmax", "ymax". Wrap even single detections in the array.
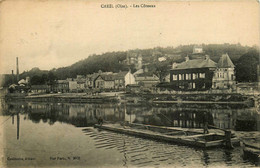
[
  {"xmin": 16, "ymin": 57, "xmax": 19, "ymax": 82},
  {"xmin": 12, "ymin": 70, "xmax": 14, "ymax": 83}
]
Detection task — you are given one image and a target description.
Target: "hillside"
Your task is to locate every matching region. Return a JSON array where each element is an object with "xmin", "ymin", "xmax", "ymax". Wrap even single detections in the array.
[{"xmin": 1, "ymin": 43, "xmax": 258, "ymax": 87}]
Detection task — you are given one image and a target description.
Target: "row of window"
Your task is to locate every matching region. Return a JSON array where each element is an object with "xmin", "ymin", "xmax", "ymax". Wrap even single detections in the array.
[
  {"xmin": 172, "ymin": 73, "xmax": 205, "ymax": 81},
  {"xmin": 178, "ymin": 82, "xmax": 206, "ymax": 89},
  {"xmin": 215, "ymin": 73, "xmax": 234, "ymax": 80}
]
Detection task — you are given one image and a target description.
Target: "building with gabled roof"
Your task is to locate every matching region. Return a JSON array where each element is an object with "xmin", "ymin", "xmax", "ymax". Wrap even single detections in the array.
[
  {"xmin": 170, "ymin": 55, "xmax": 217, "ymax": 91},
  {"xmin": 114, "ymin": 71, "xmax": 128, "ymax": 90},
  {"xmin": 212, "ymin": 53, "xmax": 236, "ymax": 89},
  {"xmin": 216, "ymin": 53, "xmax": 235, "ymax": 68},
  {"xmin": 94, "ymin": 74, "xmax": 115, "ymax": 89},
  {"xmin": 169, "ymin": 52, "xmax": 236, "ymax": 91},
  {"xmin": 135, "ymin": 72, "xmax": 160, "ymax": 88}
]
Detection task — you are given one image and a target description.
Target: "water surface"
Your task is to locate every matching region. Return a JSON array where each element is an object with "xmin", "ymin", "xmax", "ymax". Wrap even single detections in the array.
[{"xmin": 0, "ymin": 100, "xmax": 259, "ymax": 167}]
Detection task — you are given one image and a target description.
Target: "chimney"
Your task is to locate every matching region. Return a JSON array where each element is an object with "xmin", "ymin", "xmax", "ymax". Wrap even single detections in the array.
[
  {"xmin": 11, "ymin": 70, "xmax": 14, "ymax": 83},
  {"xmin": 185, "ymin": 56, "xmax": 189, "ymax": 62},
  {"xmin": 16, "ymin": 57, "xmax": 19, "ymax": 82},
  {"xmin": 205, "ymin": 55, "xmax": 209, "ymax": 60}
]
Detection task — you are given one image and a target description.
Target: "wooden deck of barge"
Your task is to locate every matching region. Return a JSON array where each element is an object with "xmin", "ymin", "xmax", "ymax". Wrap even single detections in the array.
[{"xmin": 94, "ymin": 123, "xmax": 240, "ymax": 148}]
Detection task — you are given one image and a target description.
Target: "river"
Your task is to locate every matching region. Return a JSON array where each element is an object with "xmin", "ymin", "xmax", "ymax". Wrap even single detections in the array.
[{"xmin": 0, "ymin": 99, "xmax": 259, "ymax": 167}]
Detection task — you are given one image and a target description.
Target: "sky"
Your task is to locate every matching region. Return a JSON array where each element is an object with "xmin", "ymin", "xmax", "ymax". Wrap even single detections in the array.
[{"xmin": 0, "ymin": 0, "xmax": 259, "ymax": 74}]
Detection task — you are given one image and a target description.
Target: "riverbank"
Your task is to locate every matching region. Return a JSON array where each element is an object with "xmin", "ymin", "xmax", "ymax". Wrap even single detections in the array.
[{"xmin": 4, "ymin": 91, "xmax": 256, "ymax": 106}]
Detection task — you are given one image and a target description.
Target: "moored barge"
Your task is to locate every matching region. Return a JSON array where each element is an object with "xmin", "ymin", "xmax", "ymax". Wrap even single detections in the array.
[{"xmin": 94, "ymin": 123, "xmax": 240, "ymax": 149}]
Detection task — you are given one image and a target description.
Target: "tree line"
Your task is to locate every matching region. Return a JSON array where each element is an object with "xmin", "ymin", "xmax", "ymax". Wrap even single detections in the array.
[{"xmin": 1, "ymin": 43, "xmax": 259, "ymax": 87}]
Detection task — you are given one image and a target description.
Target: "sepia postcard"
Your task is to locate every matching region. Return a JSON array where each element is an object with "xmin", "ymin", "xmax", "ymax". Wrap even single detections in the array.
[{"xmin": 0, "ymin": 0, "xmax": 259, "ymax": 167}]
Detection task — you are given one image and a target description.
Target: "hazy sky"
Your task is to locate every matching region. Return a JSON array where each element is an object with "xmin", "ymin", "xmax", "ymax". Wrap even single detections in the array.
[{"xmin": 0, "ymin": 0, "xmax": 259, "ymax": 74}]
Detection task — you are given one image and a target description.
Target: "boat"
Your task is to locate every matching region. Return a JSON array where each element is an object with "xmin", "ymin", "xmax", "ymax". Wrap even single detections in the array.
[
  {"xmin": 242, "ymin": 141, "xmax": 260, "ymax": 163},
  {"xmin": 94, "ymin": 123, "xmax": 240, "ymax": 149}
]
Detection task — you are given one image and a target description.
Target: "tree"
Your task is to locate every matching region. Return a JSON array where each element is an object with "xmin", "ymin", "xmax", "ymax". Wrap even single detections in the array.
[
  {"xmin": 31, "ymin": 75, "xmax": 44, "ymax": 85},
  {"xmin": 47, "ymin": 71, "xmax": 57, "ymax": 85},
  {"xmin": 235, "ymin": 49, "xmax": 259, "ymax": 82}
]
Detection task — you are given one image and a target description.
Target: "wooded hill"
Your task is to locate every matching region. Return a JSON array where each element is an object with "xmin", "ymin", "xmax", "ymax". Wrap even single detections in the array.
[{"xmin": 1, "ymin": 43, "xmax": 259, "ymax": 86}]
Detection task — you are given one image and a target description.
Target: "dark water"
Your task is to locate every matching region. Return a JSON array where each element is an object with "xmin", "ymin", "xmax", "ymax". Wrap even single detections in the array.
[{"xmin": 0, "ymin": 99, "xmax": 259, "ymax": 167}]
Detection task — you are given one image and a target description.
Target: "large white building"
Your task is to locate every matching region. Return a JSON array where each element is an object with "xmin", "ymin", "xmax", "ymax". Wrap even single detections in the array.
[{"xmin": 212, "ymin": 54, "xmax": 236, "ymax": 89}]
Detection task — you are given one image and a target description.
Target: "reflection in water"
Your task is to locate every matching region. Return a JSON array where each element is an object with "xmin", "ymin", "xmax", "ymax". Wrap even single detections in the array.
[
  {"xmin": 17, "ymin": 113, "xmax": 19, "ymax": 140},
  {"xmin": 1, "ymin": 100, "xmax": 259, "ymax": 131},
  {"xmin": 1, "ymin": 99, "xmax": 259, "ymax": 167},
  {"xmin": 12, "ymin": 114, "xmax": 14, "ymax": 125}
]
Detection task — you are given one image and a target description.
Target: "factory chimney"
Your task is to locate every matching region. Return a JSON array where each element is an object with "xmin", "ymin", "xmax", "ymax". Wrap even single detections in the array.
[
  {"xmin": 16, "ymin": 57, "xmax": 19, "ymax": 82},
  {"xmin": 11, "ymin": 70, "xmax": 14, "ymax": 84}
]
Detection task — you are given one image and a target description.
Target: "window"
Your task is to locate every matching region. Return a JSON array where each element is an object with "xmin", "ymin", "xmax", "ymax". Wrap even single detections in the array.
[
  {"xmin": 186, "ymin": 74, "xmax": 191, "ymax": 80},
  {"xmin": 178, "ymin": 74, "xmax": 182, "ymax": 80},
  {"xmin": 188, "ymin": 83, "xmax": 192, "ymax": 89},
  {"xmin": 172, "ymin": 74, "xmax": 178, "ymax": 81},
  {"xmin": 199, "ymin": 73, "xmax": 205, "ymax": 78},
  {"xmin": 192, "ymin": 73, "xmax": 198, "ymax": 79},
  {"xmin": 192, "ymin": 83, "xmax": 196, "ymax": 89}
]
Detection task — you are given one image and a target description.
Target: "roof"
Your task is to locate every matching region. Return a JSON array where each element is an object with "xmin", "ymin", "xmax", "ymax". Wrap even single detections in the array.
[
  {"xmin": 133, "ymin": 69, "xmax": 144, "ymax": 75},
  {"xmin": 217, "ymin": 54, "xmax": 235, "ymax": 68},
  {"xmin": 136, "ymin": 72, "xmax": 156, "ymax": 77},
  {"xmin": 97, "ymin": 74, "xmax": 115, "ymax": 81},
  {"xmin": 114, "ymin": 71, "xmax": 128, "ymax": 79},
  {"xmin": 173, "ymin": 58, "xmax": 217, "ymax": 70},
  {"xmin": 57, "ymin": 80, "xmax": 68, "ymax": 84}
]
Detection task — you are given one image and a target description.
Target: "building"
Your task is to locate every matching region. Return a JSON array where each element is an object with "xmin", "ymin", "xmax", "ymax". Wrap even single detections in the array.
[
  {"xmin": 53, "ymin": 80, "xmax": 69, "ymax": 93},
  {"xmin": 68, "ymin": 80, "xmax": 77, "ymax": 92},
  {"xmin": 114, "ymin": 71, "xmax": 128, "ymax": 90},
  {"xmin": 125, "ymin": 71, "xmax": 136, "ymax": 86},
  {"xmin": 135, "ymin": 72, "xmax": 160, "ymax": 88},
  {"xmin": 77, "ymin": 80, "xmax": 86, "ymax": 92},
  {"xmin": 86, "ymin": 73, "xmax": 99, "ymax": 89},
  {"xmin": 31, "ymin": 85, "xmax": 51, "ymax": 93},
  {"xmin": 95, "ymin": 74, "xmax": 115, "ymax": 89},
  {"xmin": 193, "ymin": 45, "xmax": 203, "ymax": 54},
  {"xmin": 212, "ymin": 54, "xmax": 236, "ymax": 89},
  {"xmin": 126, "ymin": 51, "xmax": 143, "ymax": 70},
  {"xmin": 170, "ymin": 55, "xmax": 217, "ymax": 91}
]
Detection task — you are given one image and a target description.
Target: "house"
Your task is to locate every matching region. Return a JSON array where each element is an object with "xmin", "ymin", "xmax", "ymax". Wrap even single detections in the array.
[
  {"xmin": 86, "ymin": 71, "xmax": 114, "ymax": 89},
  {"xmin": 170, "ymin": 55, "xmax": 217, "ymax": 91},
  {"xmin": 125, "ymin": 71, "xmax": 136, "ymax": 86},
  {"xmin": 193, "ymin": 45, "xmax": 203, "ymax": 54},
  {"xmin": 212, "ymin": 54, "xmax": 236, "ymax": 89},
  {"xmin": 114, "ymin": 71, "xmax": 128, "ymax": 90},
  {"xmin": 94, "ymin": 74, "xmax": 115, "ymax": 89},
  {"xmin": 53, "ymin": 80, "xmax": 69, "ymax": 93},
  {"xmin": 135, "ymin": 72, "xmax": 160, "ymax": 88},
  {"xmin": 31, "ymin": 85, "xmax": 51, "ymax": 93},
  {"xmin": 86, "ymin": 73, "xmax": 99, "ymax": 89},
  {"xmin": 126, "ymin": 51, "xmax": 143, "ymax": 70},
  {"xmin": 77, "ymin": 80, "xmax": 86, "ymax": 92},
  {"xmin": 68, "ymin": 80, "xmax": 77, "ymax": 92}
]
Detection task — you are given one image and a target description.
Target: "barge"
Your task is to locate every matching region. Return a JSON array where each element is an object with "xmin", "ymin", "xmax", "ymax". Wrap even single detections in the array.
[
  {"xmin": 243, "ymin": 141, "xmax": 260, "ymax": 163},
  {"xmin": 94, "ymin": 123, "xmax": 240, "ymax": 149}
]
